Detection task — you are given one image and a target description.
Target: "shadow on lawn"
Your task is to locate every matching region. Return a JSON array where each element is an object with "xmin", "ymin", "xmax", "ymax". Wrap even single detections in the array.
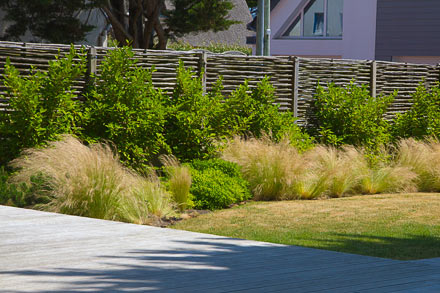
[{"xmin": 308, "ymin": 233, "xmax": 440, "ymax": 260}]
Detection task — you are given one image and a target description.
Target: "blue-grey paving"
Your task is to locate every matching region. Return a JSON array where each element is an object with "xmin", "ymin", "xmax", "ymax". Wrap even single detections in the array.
[{"xmin": 1, "ymin": 205, "xmax": 440, "ymax": 292}]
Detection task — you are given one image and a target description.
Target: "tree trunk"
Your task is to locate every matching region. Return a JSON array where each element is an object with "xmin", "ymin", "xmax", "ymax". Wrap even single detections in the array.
[
  {"xmin": 154, "ymin": 21, "xmax": 167, "ymax": 50},
  {"xmin": 104, "ymin": 0, "xmax": 168, "ymax": 49}
]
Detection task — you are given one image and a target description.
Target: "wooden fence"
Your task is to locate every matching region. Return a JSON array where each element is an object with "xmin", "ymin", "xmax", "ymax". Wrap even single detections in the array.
[{"xmin": 1, "ymin": 41, "xmax": 439, "ymax": 126}]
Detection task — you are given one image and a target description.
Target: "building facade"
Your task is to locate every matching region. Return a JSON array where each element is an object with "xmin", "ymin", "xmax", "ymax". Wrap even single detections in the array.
[{"xmin": 250, "ymin": 0, "xmax": 440, "ymax": 64}]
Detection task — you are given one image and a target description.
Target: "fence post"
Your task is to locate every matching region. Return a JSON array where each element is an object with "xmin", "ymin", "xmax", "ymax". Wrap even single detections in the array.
[
  {"xmin": 370, "ymin": 60, "xmax": 377, "ymax": 98},
  {"xmin": 291, "ymin": 56, "xmax": 299, "ymax": 118},
  {"xmin": 87, "ymin": 46, "xmax": 97, "ymax": 85},
  {"xmin": 199, "ymin": 52, "xmax": 208, "ymax": 95},
  {"xmin": 21, "ymin": 42, "xmax": 28, "ymax": 59},
  {"xmin": 438, "ymin": 63, "xmax": 440, "ymax": 83}
]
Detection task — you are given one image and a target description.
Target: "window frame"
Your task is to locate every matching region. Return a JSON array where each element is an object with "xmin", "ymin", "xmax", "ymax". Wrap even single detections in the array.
[{"xmin": 280, "ymin": 0, "xmax": 343, "ymax": 40}]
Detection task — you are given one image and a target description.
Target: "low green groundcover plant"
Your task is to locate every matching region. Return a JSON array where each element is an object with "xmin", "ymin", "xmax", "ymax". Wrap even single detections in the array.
[
  {"xmin": 0, "ymin": 167, "xmax": 52, "ymax": 208},
  {"xmin": 189, "ymin": 159, "xmax": 252, "ymax": 210}
]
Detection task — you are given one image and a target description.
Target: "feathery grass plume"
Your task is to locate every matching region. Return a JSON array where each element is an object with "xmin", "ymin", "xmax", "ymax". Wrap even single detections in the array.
[
  {"xmin": 356, "ymin": 145, "xmax": 417, "ymax": 194},
  {"xmin": 303, "ymin": 145, "xmax": 365, "ymax": 198},
  {"xmin": 223, "ymin": 136, "xmax": 418, "ymax": 200},
  {"xmin": 10, "ymin": 135, "xmax": 173, "ymax": 223},
  {"xmin": 222, "ymin": 136, "xmax": 298, "ymax": 200},
  {"xmin": 287, "ymin": 170, "xmax": 329, "ymax": 200},
  {"xmin": 160, "ymin": 155, "xmax": 192, "ymax": 211},
  {"xmin": 126, "ymin": 177, "xmax": 174, "ymax": 223},
  {"xmin": 358, "ymin": 165, "xmax": 416, "ymax": 194},
  {"xmin": 396, "ymin": 138, "xmax": 440, "ymax": 191}
]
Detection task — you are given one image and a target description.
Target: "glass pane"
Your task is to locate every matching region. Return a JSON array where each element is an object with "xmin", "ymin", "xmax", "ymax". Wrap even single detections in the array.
[
  {"xmin": 283, "ymin": 15, "xmax": 301, "ymax": 37},
  {"xmin": 304, "ymin": 0, "xmax": 325, "ymax": 37},
  {"xmin": 327, "ymin": 0, "xmax": 344, "ymax": 37}
]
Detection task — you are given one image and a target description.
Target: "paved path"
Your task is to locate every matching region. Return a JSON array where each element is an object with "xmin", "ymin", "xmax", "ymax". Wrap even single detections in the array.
[{"xmin": 1, "ymin": 205, "xmax": 440, "ymax": 292}]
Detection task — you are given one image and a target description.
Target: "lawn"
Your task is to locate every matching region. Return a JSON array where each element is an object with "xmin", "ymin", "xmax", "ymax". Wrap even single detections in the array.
[{"xmin": 173, "ymin": 193, "xmax": 440, "ymax": 260}]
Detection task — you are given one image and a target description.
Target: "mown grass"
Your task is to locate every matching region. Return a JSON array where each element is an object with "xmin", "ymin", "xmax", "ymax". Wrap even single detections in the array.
[{"xmin": 173, "ymin": 193, "xmax": 440, "ymax": 260}]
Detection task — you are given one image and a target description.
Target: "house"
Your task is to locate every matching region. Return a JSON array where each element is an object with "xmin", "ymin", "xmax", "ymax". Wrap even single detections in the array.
[{"xmin": 248, "ymin": 0, "xmax": 440, "ymax": 64}]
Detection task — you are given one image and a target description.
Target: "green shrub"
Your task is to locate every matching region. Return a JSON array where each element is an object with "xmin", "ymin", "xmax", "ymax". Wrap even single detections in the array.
[
  {"xmin": 392, "ymin": 82, "xmax": 440, "ymax": 139},
  {"xmin": 224, "ymin": 77, "xmax": 314, "ymax": 151},
  {"xmin": 84, "ymin": 46, "xmax": 168, "ymax": 168},
  {"xmin": 225, "ymin": 78, "xmax": 283, "ymax": 137},
  {"xmin": 189, "ymin": 159, "xmax": 252, "ymax": 210},
  {"xmin": 164, "ymin": 63, "xmax": 232, "ymax": 161},
  {"xmin": 165, "ymin": 68, "xmax": 313, "ymax": 161},
  {"xmin": 313, "ymin": 82, "xmax": 395, "ymax": 154},
  {"xmin": 0, "ymin": 46, "xmax": 86, "ymax": 165}
]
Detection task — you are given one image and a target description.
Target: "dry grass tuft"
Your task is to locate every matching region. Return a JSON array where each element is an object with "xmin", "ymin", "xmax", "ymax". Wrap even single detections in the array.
[
  {"xmin": 222, "ymin": 136, "xmax": 305, "ymax": 200},
  {"xmin": 303, "ymin": 146, "xmax": 363, "ymax": 197},
  {"xmin": 222, "ymin": 136, "xmax": 419, "ymax": 200},
  {"xmin": 10, "ymin": 135, "xmax": 173, "ymax": 223},
  {"xmin": 160, "ymin": 155, "xmax": 192, "ymax": 211},
  {"xmin": 396, "ymin": 138, "xmax": 440, "ymax": 191}
]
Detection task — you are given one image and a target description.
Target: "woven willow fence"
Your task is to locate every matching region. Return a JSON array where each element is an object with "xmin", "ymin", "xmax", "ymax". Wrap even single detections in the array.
[{"xmin": 1, "ymin": 41, "xmax": 439, "ymax": 126}]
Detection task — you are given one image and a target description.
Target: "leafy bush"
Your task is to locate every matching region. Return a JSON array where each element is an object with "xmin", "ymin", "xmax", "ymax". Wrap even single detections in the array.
[
  {"xmin": 84, "ymin": 46, "xmax": 168, "ymax": 168},
  {"xmin": 223, "ymin": 77, "xmax": 314, "ymax": 151},
  {"xmin": 313, "ymin": 82, "xmax": 395, "ymax": 153},
  {"xmin": 165, "ymin": 66, "xmax": 313, "ymax": 161},
  {"xmin": 189, "ymin": 159, "xmax": 252, "ymax": 210},
  {"xmin": 225, "ymin": 78, "xmax": 285, "ymax": 137},
  {"xmin": 164, "ymin": 63, "xmax": 231, "ymax": 161},
  {"xmin": 0, "ymin": 46, "xmax": 86, "ymax": 165},
  {"xmin": 392, "ymin": 82, "xmax": 440, "ymax": 139},
  {"xmin": 9, "ymin": 135, "xmax": 173, "ymax": 224}
]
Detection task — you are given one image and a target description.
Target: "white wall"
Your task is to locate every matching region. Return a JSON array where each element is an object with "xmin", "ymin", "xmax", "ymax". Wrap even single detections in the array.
[{"xmin": 268, "ymin": 0, "xmax": 377, "ymax": 60}]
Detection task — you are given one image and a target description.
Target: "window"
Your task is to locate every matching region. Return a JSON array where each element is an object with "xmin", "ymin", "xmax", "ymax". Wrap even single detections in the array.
[{"xmin": 283, "ymin": 0, "xmax": 343, "ymax": 38}]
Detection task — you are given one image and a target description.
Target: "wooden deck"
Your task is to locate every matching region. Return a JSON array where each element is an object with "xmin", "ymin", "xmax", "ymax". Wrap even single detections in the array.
[{"xmin": 1, "ymin": 205, "xmax": 440, "ymax": 292}]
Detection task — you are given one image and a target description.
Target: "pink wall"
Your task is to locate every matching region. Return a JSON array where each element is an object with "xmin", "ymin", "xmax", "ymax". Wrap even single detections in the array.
[
  {"xmin": 342, "ymin": 0, "xmax": 377, "ymax": 60},
  {"xmin": 266, "ymin": 0, "xmax": 377, "ymax": 59}
]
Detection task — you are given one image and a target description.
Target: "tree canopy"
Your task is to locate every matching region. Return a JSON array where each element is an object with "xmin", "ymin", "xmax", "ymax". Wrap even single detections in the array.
[{"xmin": 0, "ymin": 0, "xmax": 239, "ymax": 49}]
